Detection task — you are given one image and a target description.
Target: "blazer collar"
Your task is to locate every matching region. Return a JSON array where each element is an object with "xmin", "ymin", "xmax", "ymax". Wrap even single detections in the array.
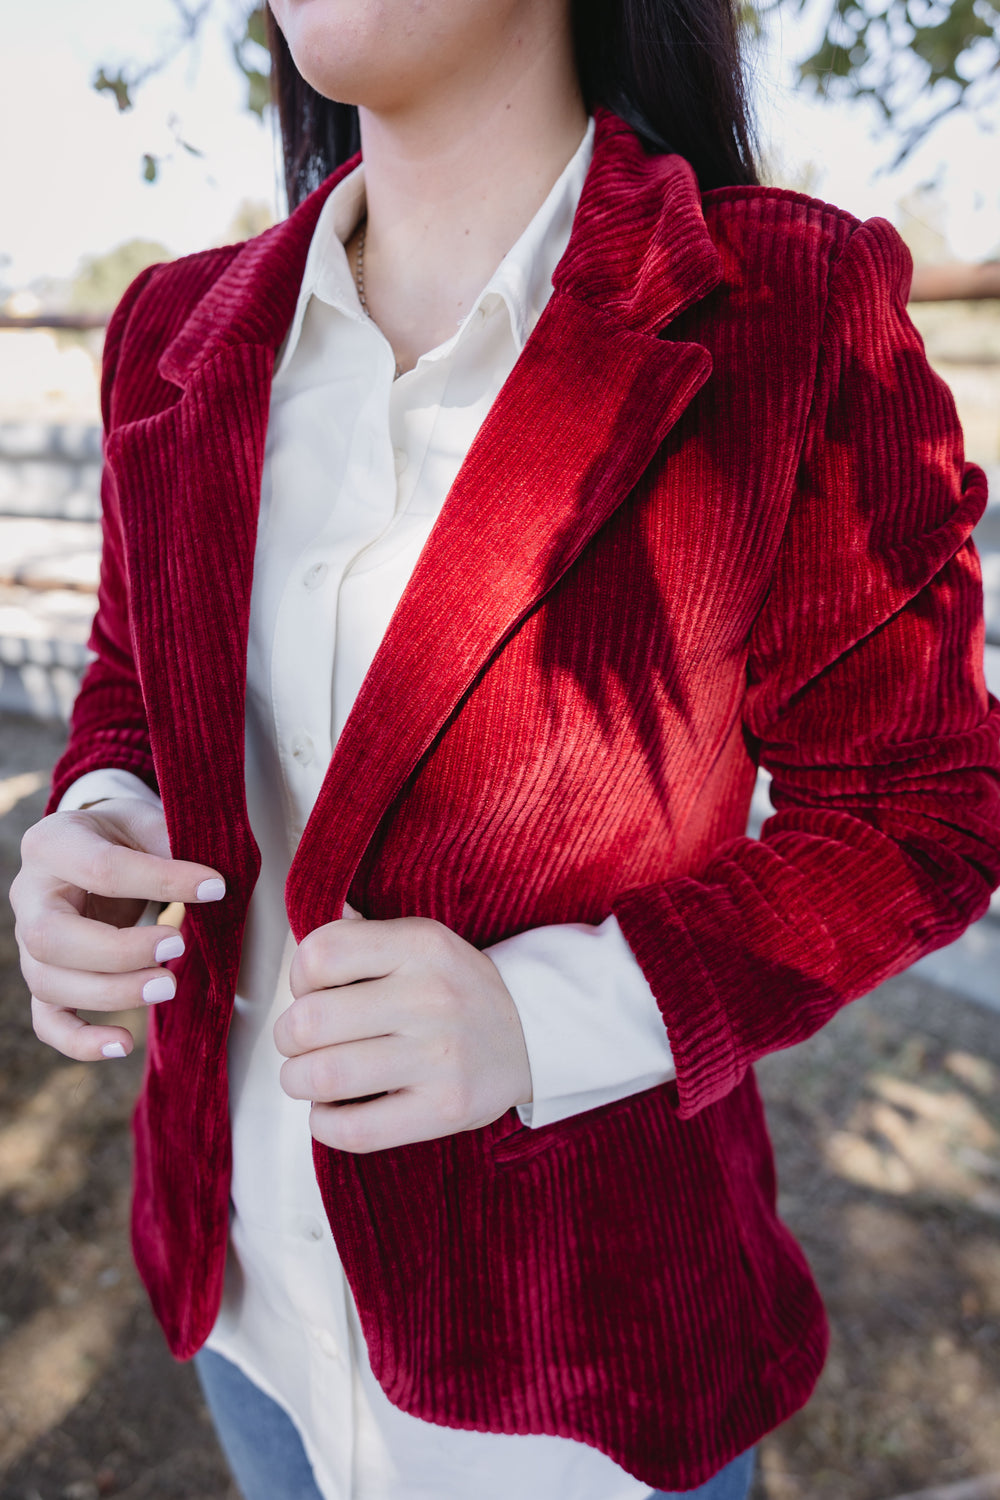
[{"xmin": 158, "ymin": 102, "xmax": 721, "ymax": 388}]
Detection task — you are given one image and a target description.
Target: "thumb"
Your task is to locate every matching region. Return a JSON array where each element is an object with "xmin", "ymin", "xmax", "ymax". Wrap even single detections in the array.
[
  {"xmin": 71, "ymin": 797, "xmax": 226, "ymax": 905},
  {"xmin": 92, "ymin": 795, "xmax": 173, "ymax": 860}
]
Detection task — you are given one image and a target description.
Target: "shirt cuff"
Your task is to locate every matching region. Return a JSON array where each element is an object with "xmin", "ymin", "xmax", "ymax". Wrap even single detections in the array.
[
  {"xmin": 485, "ymin": 914, "xmax": 676, "ymax": 1130},
  {"xmin": 57, "ymin": 768, "xmax": 163, "ymax": 814}
]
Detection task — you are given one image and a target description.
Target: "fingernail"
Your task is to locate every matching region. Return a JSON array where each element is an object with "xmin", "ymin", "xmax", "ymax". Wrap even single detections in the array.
[
  {"xmin": 154, "ymin": 934, "xmax": 185, "ymax": 963},
  {"xmin": 196, "ymin": 878, "xmax": 226, "ymax": 902},
  {"xmin": 101, "ymin": 1042, "xmax": 127, "ymax": 1059},
  {"xmin": 143, "ymin": 975, "xmax": 176, "ymax": 1005}
]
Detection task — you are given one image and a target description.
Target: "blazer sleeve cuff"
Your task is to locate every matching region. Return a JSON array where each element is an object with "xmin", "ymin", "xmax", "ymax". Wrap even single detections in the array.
[{"xmin": 612, "ymin": 881, "xmax": 741, "ymax": 1118}]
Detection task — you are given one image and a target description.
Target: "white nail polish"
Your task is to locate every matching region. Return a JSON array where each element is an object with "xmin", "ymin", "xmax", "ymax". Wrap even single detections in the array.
[
  {"xmin": 143, "ymin": 975, "xmax": 176, "ymax": 1004},
  {"xmin": 196, "ymin": 878, "xmax": 226, "ymax": 902},
  {"xmin": 154, "ymin": 934, "xmax": 185, "ymax": 963},
  {"xmin": 101, "ymin": 1041, "xmax": 127, "ymax": 1059}
]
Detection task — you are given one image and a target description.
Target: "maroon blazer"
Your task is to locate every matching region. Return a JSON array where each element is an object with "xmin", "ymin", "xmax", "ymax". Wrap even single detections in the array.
[{"xmin": 50, "ymin": 104, "xmax": 1000, "ymax": 1489}]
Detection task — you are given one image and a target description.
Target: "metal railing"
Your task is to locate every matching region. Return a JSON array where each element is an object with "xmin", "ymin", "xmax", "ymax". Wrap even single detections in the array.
[
  {"xmin": 0, "ymin": 312, "xmax": 110, "ymax": 331},
  {"xmin": 909, "ymin": 263, "xmax": 1000, "ymax": 302}
]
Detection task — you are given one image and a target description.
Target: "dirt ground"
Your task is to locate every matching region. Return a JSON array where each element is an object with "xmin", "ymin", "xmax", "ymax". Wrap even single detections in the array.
[{"xmin": 2, "ymin": 711, "xmax": 999, "ymax": 1500}]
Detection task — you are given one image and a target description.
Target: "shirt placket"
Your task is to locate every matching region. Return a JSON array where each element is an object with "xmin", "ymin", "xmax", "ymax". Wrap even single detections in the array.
[
  {"xmin": 270, "ymin": 330, "xmax": 399, "ymax": 831},
  {"xmin": 259, "ymin": 304, "xmax": 399, "ymax": 1500}
]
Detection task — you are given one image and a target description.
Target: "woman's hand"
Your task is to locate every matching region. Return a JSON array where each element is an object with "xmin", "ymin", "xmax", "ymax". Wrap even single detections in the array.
[
  {"xmin": 10, "ymin": 798, "xmax": 227, "ymax": 1061},
  {"xmin": 275, "ymin": 914, "xmax": 533, "ymax": 1153}
]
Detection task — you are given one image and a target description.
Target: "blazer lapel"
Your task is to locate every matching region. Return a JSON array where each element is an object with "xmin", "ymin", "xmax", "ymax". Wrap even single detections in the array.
[
  {"xmin": 104, "ymin": 350, "xmax": 272, "ymax": 983},
  {"xmin": 285, "ymin": 110, "xmax": 723, "ymax": 937},
  {"xmin": 102, "ymin": 158, "xmax": 360, "ymax": 983}
]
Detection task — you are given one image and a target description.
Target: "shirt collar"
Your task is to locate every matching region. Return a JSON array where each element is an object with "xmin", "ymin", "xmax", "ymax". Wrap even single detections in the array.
[{"xmin": 275, "ymin": 113, "xmax": 595, "ymax": 379}]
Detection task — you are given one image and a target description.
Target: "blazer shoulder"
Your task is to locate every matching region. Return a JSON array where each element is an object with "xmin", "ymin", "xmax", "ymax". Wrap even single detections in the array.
[
  {"xmin": 698, "ymin": 182, "xmax": 889, "ymax": 297},
  {"xmin": 102, "ymin": 241, "xmax": 245, "ymax": 431},
  {"xmin": 701, "ymin": 182, "xmax": 861, "ymax": 251},
  {"xmin": 696, "ymin": 183, "xmax": 917, "ymax": 336}
]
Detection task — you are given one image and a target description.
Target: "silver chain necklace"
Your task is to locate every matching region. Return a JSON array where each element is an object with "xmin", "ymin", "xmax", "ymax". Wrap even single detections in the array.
[{"xmin": 354, "ymin": 216, "xmax": 403, "ymax": 380}]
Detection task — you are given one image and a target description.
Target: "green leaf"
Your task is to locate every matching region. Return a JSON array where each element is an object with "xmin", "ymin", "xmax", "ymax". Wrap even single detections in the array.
[
  {"xmin": 245, "ymin": 5, "xmax": 268, "ymax": 50},
  {"xmin": 232, "ymin": 3, "xmax": 272, "ymax": 115},
  {"xmin": 93, "ymin": 67, "xmax": 133, "ymax": 113},
  {"xmin": 245, "ymin": 69, "xmax": 271, "ymax": 117},
  {"xmin": 142, "ymin": 154, "xmax": 159, "ymax": 183}
]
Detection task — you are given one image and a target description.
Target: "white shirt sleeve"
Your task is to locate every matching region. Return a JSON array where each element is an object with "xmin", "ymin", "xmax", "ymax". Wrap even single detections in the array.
[
  {"xmin": 486, "ymin": 914, "xmax": 675, "ymax": 1130},
  {"xmin": 56, "ymin": 767, "xmax": 164, "ymax": 813}
]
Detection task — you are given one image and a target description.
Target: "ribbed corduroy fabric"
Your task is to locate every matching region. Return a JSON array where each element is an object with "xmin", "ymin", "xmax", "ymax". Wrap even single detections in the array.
[{"xmin": 48, "ymin": 105, "xmax": 1000, "ymax": 1491}]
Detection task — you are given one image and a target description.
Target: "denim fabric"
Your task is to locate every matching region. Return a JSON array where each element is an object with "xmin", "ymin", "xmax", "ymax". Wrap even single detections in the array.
[
  {"xmin": 651, "ymin": 1444, "xmax": 755, "ymax": 1498},
  {"xmin": 194, "ymin": 1348, "xmax": 326, "ymax": 1500},
  {"xmin": 194, "ymin": 1347, "xmax": 755, "ymax": 1500}
]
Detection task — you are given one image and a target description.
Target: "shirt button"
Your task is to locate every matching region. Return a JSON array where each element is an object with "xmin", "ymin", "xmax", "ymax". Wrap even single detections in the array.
[
  {"xmin": 290, "ymin": 731, "xmax": 314, "ymax": 767},
  {"xmin": 393, "ymin": 447, "xmax": 408, "ymax": 475},
  {"xmin": 303, "ymin": 561, "xmax": 328, "ymax": 590},
  {"xmin": 312, "ymin": 1327, "xmax": 343, "ymax": 1363}
]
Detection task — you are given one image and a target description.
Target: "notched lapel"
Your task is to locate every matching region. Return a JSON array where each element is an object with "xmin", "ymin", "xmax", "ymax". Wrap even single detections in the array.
[
  {"xmin": 285, "ymin": 115, "xmax": 727, "ymax": 937},
  {"xmin": 284, "ymin": 112, "xmax": 727, "ymax": 937},
  {"xmin": 286, "ymin": 294, "xmax": 715, "ymax": 938}
]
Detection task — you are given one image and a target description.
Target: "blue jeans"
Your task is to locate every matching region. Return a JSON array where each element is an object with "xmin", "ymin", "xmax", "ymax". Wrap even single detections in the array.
[{"xmin": 194, "ymin": 1348, "xmax": 756, "ymax": 1500}]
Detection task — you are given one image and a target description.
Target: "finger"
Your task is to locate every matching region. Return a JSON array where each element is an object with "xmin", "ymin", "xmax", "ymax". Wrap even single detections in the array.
[
  {"xmin": 309, "ymin": 1090, "xmax": 449, "ymax": 1154},
  {"xmin": 279, "ymin": 1034, "xmax": 411, "ymax": 1104},
  {"xmin": 20, "ymin": 948, "xmax": 177, "ymax": 1012},
  {"xmin": 15, "ymin": 895, "xmax": 185, "ymax": 973},
  {"xmin": 289, "ymin": 919, "xmax": 386, "ymax": 1000},
  {"xmin": 274, "ymin": 978, "xmax": 397, "ymax": 1058},
  {"xmin": 22, "ymin": 810, "xmax": 226, "ymax": 907},
  {"xmin": 290, "ymin": 915, "xmax": 442, "ymax": 1000},
  {"xmin": 31, "ymin": 994, "xmax": 135, "ymax": 1063}
]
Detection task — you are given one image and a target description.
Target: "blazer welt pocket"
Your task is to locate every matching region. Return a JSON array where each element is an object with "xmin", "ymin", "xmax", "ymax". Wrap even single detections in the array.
[{"xmin": 489, "ymin": 1082, "xmax": 674, "ymax": 1169}]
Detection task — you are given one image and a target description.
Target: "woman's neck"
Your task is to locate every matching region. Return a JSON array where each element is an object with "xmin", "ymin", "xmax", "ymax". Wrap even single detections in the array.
[{"xmin": 346, "ymin": 24, "xmax": 589, "ymax": 371}]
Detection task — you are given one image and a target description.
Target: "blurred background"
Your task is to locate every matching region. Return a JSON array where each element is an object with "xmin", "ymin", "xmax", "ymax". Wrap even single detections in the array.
[{"xmin": 1, "ymin": 2, "xmax": 999, "ymax": 1497}]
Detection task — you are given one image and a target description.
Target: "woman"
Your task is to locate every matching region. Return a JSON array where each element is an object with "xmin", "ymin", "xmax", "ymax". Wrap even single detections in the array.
[{"xmin": 11, "ymin": 0, "xmax": 1000, "ymax": 1496}]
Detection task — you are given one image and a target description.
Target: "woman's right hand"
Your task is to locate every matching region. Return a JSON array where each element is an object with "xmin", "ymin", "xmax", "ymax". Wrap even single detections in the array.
[{"xmin": 10, "ymin": 797, "xmax": 226, "ymax": 1062}]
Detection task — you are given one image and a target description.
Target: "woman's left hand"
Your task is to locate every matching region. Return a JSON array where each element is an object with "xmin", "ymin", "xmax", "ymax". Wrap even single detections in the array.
[{"xmin": 275, "ymin": 912, "xmax": 533, "ymax": 1152}]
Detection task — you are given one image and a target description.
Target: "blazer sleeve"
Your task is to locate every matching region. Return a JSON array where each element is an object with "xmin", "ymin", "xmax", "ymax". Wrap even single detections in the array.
[
  {"xmin": 45, "ymin": 265, "xmax": 166, "ymax": 816},
  {"xmin": 612, "ymin": 214, "xmax": 1000, "ymax": 1119}
]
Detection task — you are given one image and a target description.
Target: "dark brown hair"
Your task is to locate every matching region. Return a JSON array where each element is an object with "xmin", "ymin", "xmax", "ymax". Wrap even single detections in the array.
[{"xmin": 266, "ymin": 0, "xmax": 759, "ymax": 210}]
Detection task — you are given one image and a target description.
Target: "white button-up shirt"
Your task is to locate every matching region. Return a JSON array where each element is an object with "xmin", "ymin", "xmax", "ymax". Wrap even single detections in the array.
[{"xmin": 61, "ymin": 112, "xmax": 676, "ymax": 1498}]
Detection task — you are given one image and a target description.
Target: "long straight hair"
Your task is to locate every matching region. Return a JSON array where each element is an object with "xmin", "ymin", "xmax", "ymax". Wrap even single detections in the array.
[{"xmin": 266, "ymin": 0, "xmax": 759, "ymax": 211}]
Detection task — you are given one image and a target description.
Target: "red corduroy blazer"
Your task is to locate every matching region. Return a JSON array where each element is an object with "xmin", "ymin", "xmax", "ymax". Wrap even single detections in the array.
[{"xmin": 49, "ymin": 105, "xmax": 1000, "ymax": 1490}]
